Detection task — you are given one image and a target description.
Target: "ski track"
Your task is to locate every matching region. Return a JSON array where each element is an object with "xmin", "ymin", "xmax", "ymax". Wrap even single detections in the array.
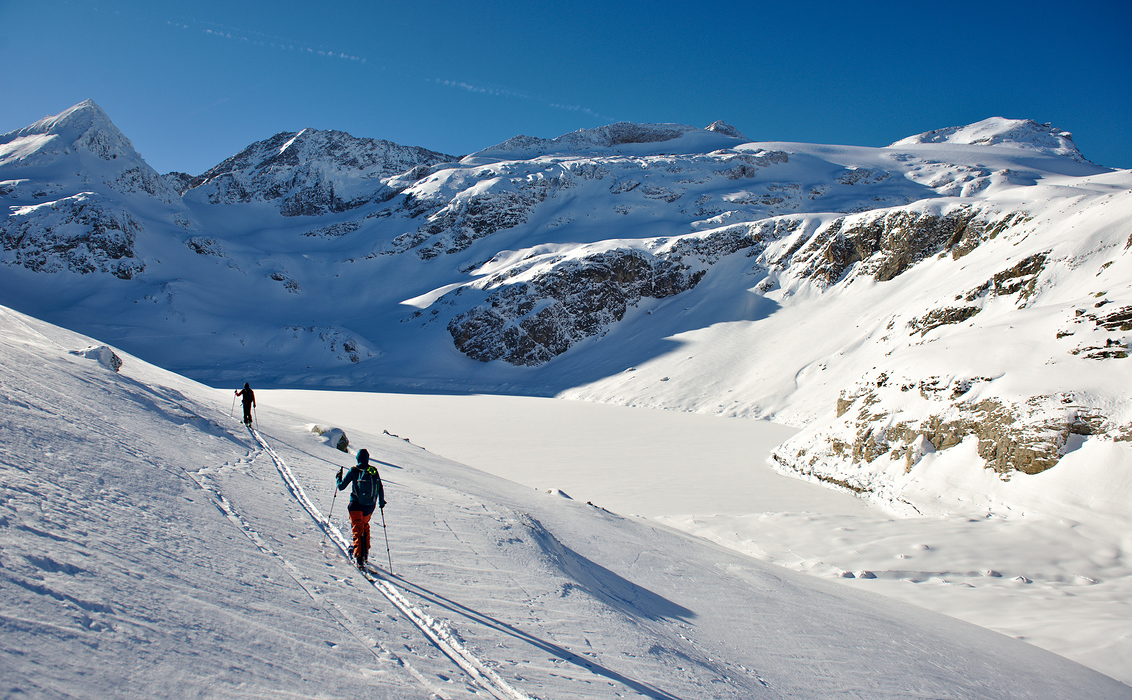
[
  {"xmin": 248, "ymin": 425, "xmax": 534, "ymax": 700},
  {"xmin": 187, "ymin": 456, "xmax": 454, "ymax": 699}
]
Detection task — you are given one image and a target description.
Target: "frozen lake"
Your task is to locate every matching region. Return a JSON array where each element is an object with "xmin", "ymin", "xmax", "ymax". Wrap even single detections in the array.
[
  {"xmin": 263, "ymin": 390, "xmax": 877, "ymax": 519},
  {"xmin": 263, "ymin": 389, "xmax": 1132, "ymax": 686}
]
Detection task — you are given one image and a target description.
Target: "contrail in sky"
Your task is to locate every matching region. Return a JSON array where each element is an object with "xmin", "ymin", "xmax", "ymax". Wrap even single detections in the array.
[
  {"xmin": 167, "ymin": 19, "xmax": 367, "ymax": 64},
  {"xmin": 166, "ymin": 13, "xmax": 618, "ymax": 125},
  {"xmin": 433, "ymin": 79, "xmax": 618, "ymax": 123}
]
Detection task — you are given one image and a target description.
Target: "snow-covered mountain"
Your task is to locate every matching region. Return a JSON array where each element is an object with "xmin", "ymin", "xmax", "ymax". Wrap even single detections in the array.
[
  {"xmin": 0, "ymin": 100, "xmax": 177, "ymax": 278},
  {"xmin": 890, "ymin": 116, "xmax": 1088, "ymax": 162},
  {"xmin": 182, "ymin": 127, "xmax": 454, "ymax": 215},
  {"xmin": 1, "ymin": 100, "xmax": 1130, "ymax": 520},
  {"xmin": 2, "ymin": 303, "xmax": 1128, "ymax": 697}
]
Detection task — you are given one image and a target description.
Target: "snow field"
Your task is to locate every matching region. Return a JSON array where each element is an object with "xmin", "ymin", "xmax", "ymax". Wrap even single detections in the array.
[
  {"xmin": 265, "ymin": 390, "xmax": 1132, "ymax": 688},
  {"xmin": 3, "ymin": 304, "xmax": 1129, "ymax": 697}
]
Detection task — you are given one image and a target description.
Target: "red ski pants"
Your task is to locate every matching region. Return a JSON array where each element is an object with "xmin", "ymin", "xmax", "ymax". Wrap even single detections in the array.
[{"xmin": 349, "ymin": 509, "xmax": 371, "ymax": 561}]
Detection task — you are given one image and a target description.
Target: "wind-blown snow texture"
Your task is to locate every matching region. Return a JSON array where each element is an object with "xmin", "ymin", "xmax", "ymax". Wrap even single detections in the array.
[{"xmin": 1, "ymin": 304, "xmax": 1127, "ymax": 698}]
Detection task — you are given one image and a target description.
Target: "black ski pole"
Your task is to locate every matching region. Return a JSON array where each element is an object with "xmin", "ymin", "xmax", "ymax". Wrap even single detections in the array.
[
  {"xmin": 379, "ymin": 506, "xmax": 393, "ymax": 574},
  {"xmin": 253, "ymin": 404, "xmax": 259, "ymax": 431},
  {"xmin": 322, "ymin": 478, "xmax": 339, "ymax": 546}
]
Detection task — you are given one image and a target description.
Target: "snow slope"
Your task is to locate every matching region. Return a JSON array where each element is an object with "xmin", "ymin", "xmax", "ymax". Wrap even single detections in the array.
[
  {"xmin": 264, "ymin": 390, "xmax": 1132, "ymax": 686},
  {"xmin": 3, "ymin": 305, "xmax": 1129, "ymax": 698}
]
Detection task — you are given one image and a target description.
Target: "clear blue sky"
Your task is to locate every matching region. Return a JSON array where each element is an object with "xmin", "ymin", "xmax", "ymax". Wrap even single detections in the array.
[{"xmin": 2, "ymin": 0, "xmax": 1130, "ymax": 174}]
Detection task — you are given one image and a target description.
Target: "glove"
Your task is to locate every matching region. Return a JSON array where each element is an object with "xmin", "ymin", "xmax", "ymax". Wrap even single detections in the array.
[
  {"xmin": 379, "ymin": 498, "xmax": 387, "ymax": 510},
  {"xmin": 336, "ymin": 467, "xmax": 343, "ymax": 480}
]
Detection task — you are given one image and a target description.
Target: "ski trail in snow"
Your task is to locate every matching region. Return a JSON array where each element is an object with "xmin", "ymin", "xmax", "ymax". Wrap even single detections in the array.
[
  {"xmin": 182, "ymin": 458, "xmax": 459, "ymax": 699},
  {"xmin": 250, "ymin": 426, "xmax": 535, "ymax": 700},
  {"xmin": 200, "ymin": 434, "xmax": 459, "ymax": 699}
]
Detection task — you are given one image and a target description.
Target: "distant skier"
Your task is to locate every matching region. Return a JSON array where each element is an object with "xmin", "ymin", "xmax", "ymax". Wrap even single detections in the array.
[
  {"xmin": 336, "ymin": 448, "xmax": 386, "ymax": 569},
  {"xmin": 235, "ymin": 382, "xmax": 255, "ymax": 427}
]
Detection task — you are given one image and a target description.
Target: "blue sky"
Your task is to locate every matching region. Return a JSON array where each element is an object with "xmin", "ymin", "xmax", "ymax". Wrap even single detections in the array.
[{"xmin": 2, "ymin": 0, "xmax": 1129, "ymax": 174}]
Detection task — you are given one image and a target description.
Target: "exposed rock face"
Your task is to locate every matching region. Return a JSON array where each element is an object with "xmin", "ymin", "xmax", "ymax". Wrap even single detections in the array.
[
  {"xmin": 186, "ymin": 236, "xmax": 225, "ymax": 257},
  {"xmin": 396, "ymin": 181, "xmax": 559, "ymax": 260},
  {"xmin": 269, "ymin": 272, "xmax": 301, "ymax": 293},
  {"xmin": 163, "ymin": 171, "xmax": 195, "ymax": 195},
  {"xmin": 441, "ymin": 203, "xmax": 1031, "ymax": 368},
  {"xmin": 784, "ymin": 374, "xmax": 1113, "ymax": 490},
  {"xmin": 445, "ymin": 219, "xmax": 793, "ymax": 365},
  {"xmin": 185, "ymin": 128, "xmax": 453, "ymax": 215},
  {"xmin": 1, "ymin": 193, "xmax": 144, "ymax": 278},
  {"xmin": 791, "ymin": 207, "xmax": 1028, "ymax": 287},
  {"xmin": 449, "ymin": 250, "xmax": 705, "ymax": 365},
  {"xmin": 1061, "ymin": 303, "xmax": 1132, "ymax": 359},
  {"xmin": 907, "ymin": 306, "xmax": 981, "ymax": 336},
  {"xmin": 827, "ymin": 374, "xmax": 1093, "ymax": 476}
]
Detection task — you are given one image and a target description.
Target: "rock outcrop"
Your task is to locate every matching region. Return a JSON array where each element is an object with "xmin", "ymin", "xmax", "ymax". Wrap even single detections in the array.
[{"xmin": 1, "ymin": 193, "xmax": 144, "ymax": 278}]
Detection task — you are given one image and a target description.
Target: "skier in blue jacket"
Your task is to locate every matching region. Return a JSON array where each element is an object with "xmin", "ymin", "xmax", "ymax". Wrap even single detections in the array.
[{"xmin": 336, "ymin": 448, "xmax": 386, "ymax": 568}]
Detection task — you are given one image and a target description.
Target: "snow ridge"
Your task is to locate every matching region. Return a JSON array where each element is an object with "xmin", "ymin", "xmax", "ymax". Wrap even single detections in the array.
[
  {"xmin": 467, "ymin": 121, "xmax": 750, "ymax": 160},
  {"xmin": 891, "ymin": 116, "xmax": 1087, "ymax": 162}
]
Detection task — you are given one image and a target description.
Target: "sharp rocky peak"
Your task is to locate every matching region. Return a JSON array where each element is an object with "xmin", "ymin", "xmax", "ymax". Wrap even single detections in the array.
[
  {"xmin": 192, "ymin": 127, "xmax": 453, "ymax": 185},
  {"xmin": 183, "ymin": 126, "xmax": 454, "ymax": 214},
  {"xmin": 0, "ymin": 99, "xmax": 143, "ymax": 166}
]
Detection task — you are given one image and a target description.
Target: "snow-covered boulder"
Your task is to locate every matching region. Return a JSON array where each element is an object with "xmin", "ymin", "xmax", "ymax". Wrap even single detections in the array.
[
  {"xmin": 70, "ymin": 345, "xmax": 122, "ymax": 372},
  {"xmin": 310, "ymin": 425, "xmax": 349, "ymax": 452}
]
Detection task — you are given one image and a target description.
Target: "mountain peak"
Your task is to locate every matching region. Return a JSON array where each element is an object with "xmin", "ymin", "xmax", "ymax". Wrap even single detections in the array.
[
  {"xmin": 185, "ymin": 126, "xmax": 454, "ymax": 214},
  {"xmin": 0, "ymin": 99, "xmax": 141, "ymax": 166},
  {"xmin": 705, "ymin": 120, "xmax": 748, "ymax": 140},
  {"xmin": 891, "ymin": 117, "xmax": 1088, "ymax": 162},
  {"xmin": 0, "ymin": 100, "xmax": 177, "ymax": 205}
]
